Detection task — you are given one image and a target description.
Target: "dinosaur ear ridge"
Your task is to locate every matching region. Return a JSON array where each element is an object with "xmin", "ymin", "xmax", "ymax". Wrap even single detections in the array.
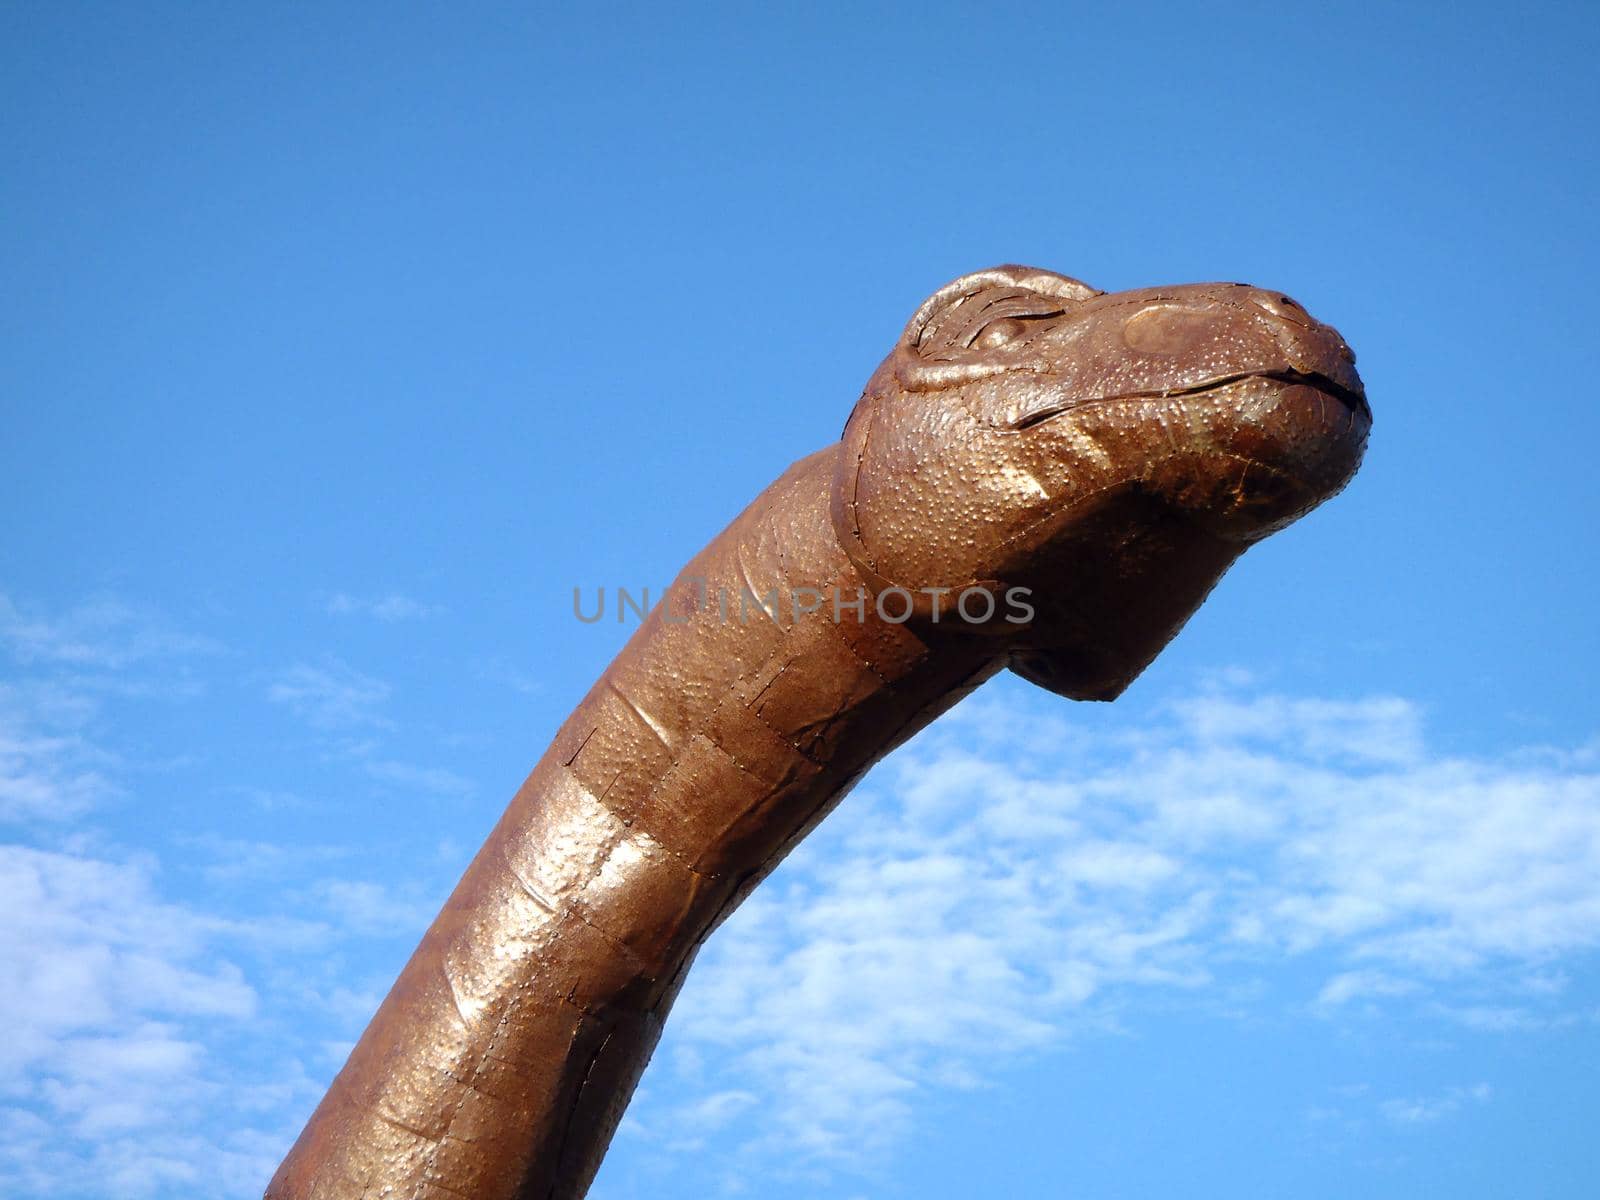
[{"xmin": 901, "ymin": 265, "xmax": 1100, "ymax": 355}]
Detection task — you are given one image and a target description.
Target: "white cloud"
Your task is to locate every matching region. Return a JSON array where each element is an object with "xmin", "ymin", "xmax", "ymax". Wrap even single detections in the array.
[
  {"xmin": 0, "ymin": 592, "xmax": 476, "ymax": 1195},
  {"xmin": 310, "ymin": 879, "xmax": 434, "ymax": 937},
  {"xmin": 0, "ymin": 844, "xmax": 279, "ymax": 1196},
  {"xmin": 321, "ymin": 593, "xmax": 441, "ymax": 621},
  {"xmin": 0, "ymin": 593, "xmax": 217, "ymax": 826},
  {"xmin": 6, "ymin": 578, "xmax": 1595, "ymax": 1198},
  {"xmin": 0, "ymin": 593, "xmax": 219, "ymax": 670},
  {"xmin": 0, "ymin": 699, "xmax": 116, "ymax": 824},
  {"xmin": 1379, "ymin": 1082, "xmax": 1492, "ymax": 1125},
  {"xmin": 361, "ymin": 758, "xmax": 473, "ymax": 796},
  {"xmin": 474, "ymin": 657, "xmax": 543, "ymax": 696},
  {"xmin": 643, "ymin": 682, "xmax": 1600, "ymax": 1173},
  {"xmin": 188, "ymin": 836, "xmax": 347, "ymax": 885},
  {"xmin": 1171, "ymin": 691, "xmax": 1427, "ymax": 767},
  {"xmin": 0, "ymin": 835, "xmax": 416, "ymax": 1197},
  {"xmin": 1315, "ymin": 968, "xmax": 1420, "ymax": 1008},
  {"xmin": 266, "ymin": 661, "xmax": 391, "ymax": 730},
  {"xmin": 0, "ymin": 846, "xmax": 257, "ymax": 1076}
]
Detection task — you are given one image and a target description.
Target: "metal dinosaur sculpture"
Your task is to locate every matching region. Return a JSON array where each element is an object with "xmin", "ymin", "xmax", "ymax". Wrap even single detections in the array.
[{"xmin": 267, "ymin": 265, "xmax": 1371, "ymax": 1199}]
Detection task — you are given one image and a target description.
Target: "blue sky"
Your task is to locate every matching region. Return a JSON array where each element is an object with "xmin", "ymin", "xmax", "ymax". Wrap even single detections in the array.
[{"xmin": 2, "ymin": 2, "xmax": 1597, "ymax": 1196}]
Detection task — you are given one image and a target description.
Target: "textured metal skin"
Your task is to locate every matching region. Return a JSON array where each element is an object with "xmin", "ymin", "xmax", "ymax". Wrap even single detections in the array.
[{"xmin": 267, "ymin": 266, "xmax": 1369, "ymax": 1200}]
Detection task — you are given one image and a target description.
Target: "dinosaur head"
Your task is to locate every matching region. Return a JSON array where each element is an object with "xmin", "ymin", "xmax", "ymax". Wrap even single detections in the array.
[{"xmin": 831, "ymin": 265, "xmax": 1371, "ymax": 701}]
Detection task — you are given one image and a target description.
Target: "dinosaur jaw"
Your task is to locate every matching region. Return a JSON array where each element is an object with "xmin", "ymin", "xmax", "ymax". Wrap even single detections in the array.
[
  {"xmin": 996, "ymin": 374, "xmax": 1369, "ymax": 700},
  {"xmin": 1161, "ymin": 372, "xmax": 1372, "ymax": 543},
  {"xmin": 1008, "ymin": 367, "xmax": 1370, "ymax": 544}
]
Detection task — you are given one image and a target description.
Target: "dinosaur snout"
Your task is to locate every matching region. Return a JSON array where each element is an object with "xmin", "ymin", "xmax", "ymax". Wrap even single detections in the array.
[{"xmin": 1112, "ymin": 284, "xmax": 1366, "ymax": 415}]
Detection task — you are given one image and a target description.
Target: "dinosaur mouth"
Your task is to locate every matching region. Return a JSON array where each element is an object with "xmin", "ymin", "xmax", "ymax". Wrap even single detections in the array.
[
  {"xmin": 1010, "ymin": 368, "xmax": 1370, "ymax": 430},
  {"xmin": 1239, "ymin": 369, "xmax": 1369, "ymax": 417}
]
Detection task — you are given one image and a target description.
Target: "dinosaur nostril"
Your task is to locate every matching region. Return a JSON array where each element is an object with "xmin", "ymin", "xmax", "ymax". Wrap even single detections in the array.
[{"xmin": 1246, "ymin": 289, "xmax": 1318, "ymax": 329}]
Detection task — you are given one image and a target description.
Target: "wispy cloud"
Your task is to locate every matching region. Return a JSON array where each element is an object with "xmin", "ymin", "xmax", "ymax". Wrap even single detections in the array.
[
  {"xmin": 0, "ymin": 593, "xmax": 218, "ymax": 824},
  {"xmin": 310, "ymin": 879, "xmax": 435, "ymax": 938},
  {"xmin": 636, "ymin": 682, "xmax": 1600, "ymax": 1174},
  {"xmin": 0, "ymin": 593, "xmax": 220, "ymax": 670},
  {"xmin": 0, "ymin": 837, "xmax": 439, "ymax": 1197},
  {"xmin": 0, "ymin": 589, "xmax": 476, "ymax": 1195},
  {"xmin": 0, "ymin": 843, "xmax": 279, "ymax": 1195},
  {"xmin": 266, "ymin": 661, "xmax": 391, "ymax": 730},
  {"xmin": 1315, "ymin": 968, "xmax": 1420, "ymax": 1009},
  {"xmin": 0, "ymin": 697, "xmax": 117, "ymax": 823},
  {"xmin": 8, "ymin": 577, "xmax": 1594, "ymax": 1199},
  {"xmin": 360, "ymin": 758, "xmax": 473, "ymax": 796},
  {"xmin": 0, "ymin": 594, "xmax": 228, "ymax": 831},
  {"xmin": 264, "ymin": 661, "xmax": 476, "ymax": 797},
  {"xmin": 1379, "ymin": 1082, "xmax": 1492, "ymax": 1125},
  {"xmin": 321, "ymin": 593, "xmax": 441, "ymax": 622},
  {"xmin": 187, "ymin": 836, "xmax": 349, "ymax": 885},
  {"xmin": 0, "ymin": 845, "xmax": 258, "ymax": 1063},
  {"xmin": 474, "ymin": 657, "xmax": 543, "ymax": 696}
]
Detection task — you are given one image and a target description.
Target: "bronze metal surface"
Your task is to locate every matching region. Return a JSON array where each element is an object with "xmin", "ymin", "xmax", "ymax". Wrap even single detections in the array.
[{"xmin": 266, "ymin": 266, "xmax": 1370, "ymax": 1199}]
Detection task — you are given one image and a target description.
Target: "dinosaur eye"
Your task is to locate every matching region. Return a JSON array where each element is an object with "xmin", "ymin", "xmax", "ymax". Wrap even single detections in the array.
[{"xmin": 973, "ymin": 317, "xmax": 1027, "ymax": 349}]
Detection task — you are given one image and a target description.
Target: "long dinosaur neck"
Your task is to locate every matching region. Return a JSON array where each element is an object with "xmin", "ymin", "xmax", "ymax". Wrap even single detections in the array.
[{"xmin": 267, "ymin": 447, "xmax": 1003, "ymax": 1200}]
